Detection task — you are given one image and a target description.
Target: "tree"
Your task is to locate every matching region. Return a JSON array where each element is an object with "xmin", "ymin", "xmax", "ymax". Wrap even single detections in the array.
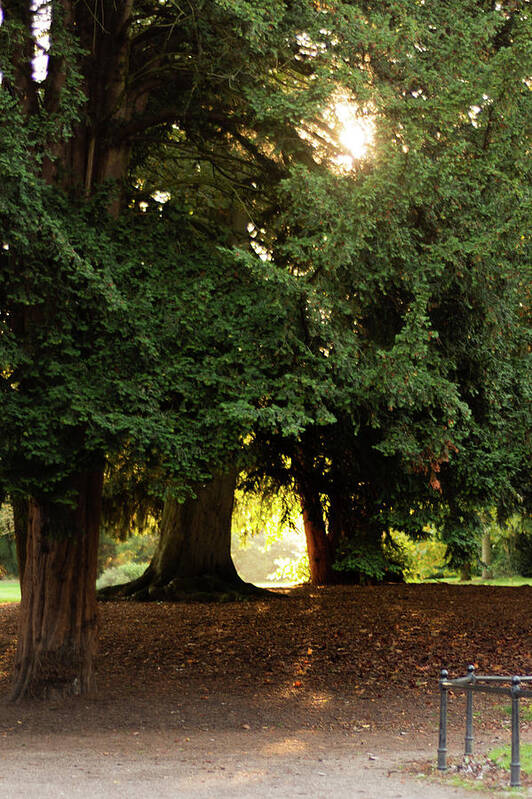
[
  {"xmin": 0, "ymin": 0, "xmax": 357, "ymax": 697},
  {"xmin": 244, "ymin": 0, "xmax": 531, "ymax": 584},
  {"xmin": 99, "ymin": 471, "xmax": 265, "ymax": 601},
  {"xmin": 93, "ymin": 2, "xmax": 371, "ymax": 601},
  {"xmin": 119, "ymin": 0, "xmax": 531, "ymax": 592}
]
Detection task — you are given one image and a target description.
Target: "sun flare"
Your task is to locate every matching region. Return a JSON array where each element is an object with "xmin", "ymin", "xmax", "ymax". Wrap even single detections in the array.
[{"xmin": 335, "ymin": 102, "xmax": 374, "ymax": 162}]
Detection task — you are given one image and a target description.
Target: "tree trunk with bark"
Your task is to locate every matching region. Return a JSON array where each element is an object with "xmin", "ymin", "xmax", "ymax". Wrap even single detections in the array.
[
  {"xmin": 100, "ymin": 472, "xmax": 263, "ymax": 601},
  {"xmin": 298, "ymin": 485, "xmax": 332, "ymax": 586},
  {"xmin": 4, "ymin": 0, "xmax": 135, "ymax": 700},
  {"xmin": 480, "ymin": 513, "xmax": 492, "ymax": 580},
  {"xmin": 292, "ymin": 443, "xmax": 334, "ymax": 586},
  {"xmin": 11, "ymin": 471, "xmax": 103, "ymax": 701}
]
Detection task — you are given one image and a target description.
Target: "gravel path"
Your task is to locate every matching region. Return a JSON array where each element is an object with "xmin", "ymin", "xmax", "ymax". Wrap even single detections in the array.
[{"xmin": 0, "ymin": 728, "xmax": 523, "ymax": 799}]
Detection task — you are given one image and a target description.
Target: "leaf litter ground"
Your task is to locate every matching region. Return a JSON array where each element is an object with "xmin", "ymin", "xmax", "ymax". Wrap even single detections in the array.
[{"xmin": 0, "ymin": 583, "xmax": 531, "ymax": 797}]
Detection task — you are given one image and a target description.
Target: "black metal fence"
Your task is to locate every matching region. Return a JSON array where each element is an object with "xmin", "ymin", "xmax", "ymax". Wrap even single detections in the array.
[{"xmin": 437, "ymin": 666, "xmax": 532, "ymax": 787}]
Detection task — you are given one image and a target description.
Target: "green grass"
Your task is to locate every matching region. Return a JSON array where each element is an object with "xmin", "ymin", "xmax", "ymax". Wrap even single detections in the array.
[
  {"xmin": 488, "ymin": 743, "xmax": 532, "ymax": 773},
  {"xmin": 0, "ymin": 579, "xmax": 21, "ymax": 603},
  {"xmin": 469, "ymin": 576, "xmax": 532, "ymax": 587},
  {"xmin": 500, "ymin": 702, "xmax": 532, "ymax": 723},
  {"xmin": 425, "ymin": 576, "xmax": 532, "ymax": 587}
]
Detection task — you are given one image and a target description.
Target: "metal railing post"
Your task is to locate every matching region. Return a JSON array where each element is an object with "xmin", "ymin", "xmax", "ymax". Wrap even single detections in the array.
[
  {"xmin": 437, "ymin": 667, "xmax": 532, "ymax": 787},
  {"xmin": 464, "ymin": 664, "xmax": 475, "ymax": 755},
  {"xmin": 510, "ymin": 676, "xmax": 521, "ymax": 788},
  {"xmin": 438, "ymin": 668, "xmax": 448, "ymax": 771}
]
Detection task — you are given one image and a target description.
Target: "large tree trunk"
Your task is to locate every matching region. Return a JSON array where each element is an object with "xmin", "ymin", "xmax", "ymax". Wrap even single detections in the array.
[
  {"xmin": 293, "ymin": 443, "xmax": 334, "ymax": 586},
  {"xmin": 298, "ymin": 485, "xmax": 332, "ymax": 587},
  {"xmin": 100, "ymin": 472, "xmax": 263, "ymax": 601},
  {"xmin": 11, "ymin": 471, "xmax": 103, "ymax": 702}
]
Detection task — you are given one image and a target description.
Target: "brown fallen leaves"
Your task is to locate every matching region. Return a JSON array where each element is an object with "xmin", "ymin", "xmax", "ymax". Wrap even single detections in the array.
[{"xmin": 0, "ymin": 583, "xmax": 531, "ymax": 711}]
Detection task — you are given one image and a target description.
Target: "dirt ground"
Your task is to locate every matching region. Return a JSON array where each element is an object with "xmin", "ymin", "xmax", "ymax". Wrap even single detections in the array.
[{"xmin": 0, "ymin": 583, "xmax": 531, "ymax": 797}]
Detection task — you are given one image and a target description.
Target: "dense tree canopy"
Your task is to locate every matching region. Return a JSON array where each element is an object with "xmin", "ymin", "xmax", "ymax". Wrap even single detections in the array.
[
  {"xmin": 0, "ymin": 0, "xmax": 343, "ymax": 503},
  {"xmin": 242, "ymin": 0, "xmax": 531, "ymax": 581}
]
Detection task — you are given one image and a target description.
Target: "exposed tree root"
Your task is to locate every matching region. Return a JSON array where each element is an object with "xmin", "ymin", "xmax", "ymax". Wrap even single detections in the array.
[{"xmin": 98, "ymin": 568, "xmax": 278, "ymax": 603}]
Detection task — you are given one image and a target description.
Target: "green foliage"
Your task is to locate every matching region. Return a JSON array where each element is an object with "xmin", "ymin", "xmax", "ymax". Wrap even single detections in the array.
[
  {"xmin": 0, "ymin": 176, "xmax": 321, "ymax": 502},
  {"xmin": 247, "ymin": 0, "xmax": 531, "ymax": 580},
  {"xmin": 393, "ymin": 531, "xmax": 452, "ymax": 582},
  {"xmin": 97, "ymin": 530, "xmax": 158, "ymax": 577},
  {"xmin": 0, "ymin": 504, "xmax": 17, "ymax": 578},
  {"xmin": 1, "ymin": 0, "xmax": 529, "ymax": 579},
  {"xmin": 489, "ymin": 514, "xmax": 532, "ymax": 578},
  {"xmin": 333, "ymin": 534, "xmax": 410, "ymax": 583},
  {"xmin": 232, "ymin": 483, "xmax": 302, "ymax": 549},
  {"xmin": 441, "ymin": 515, "xmax": 483, "ymax": 574},
  {"xmin": 96, "ymin": 562, "xmax": 149, "ymax": 590},
  {"xmin": 0, "ymin": 0, "xmax": 351, "ymax": 511},
  {"xmin": 267, "ymin": 552, "xmax": 310, "ymax": 585},
  {"xmin": 231, "ymin": 482, "xmax": 308, "ymax": 584},
  {"xmin": 514, "ymin": 530, "xmax": 532, "ymax": 578}
]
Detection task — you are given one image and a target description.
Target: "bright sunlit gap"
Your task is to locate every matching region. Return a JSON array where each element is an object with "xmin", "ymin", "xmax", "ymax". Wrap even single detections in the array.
[
  {"xmin": 31, "ymin": 1, "xmax": 51, "ymax": 82},
  {"xmin": 334, "ymin": 102, "xmax": 375, "ymax": 168},
  {"xmin": 297, "ymin": 88, "xmax": 376, "ymax": 172}
]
